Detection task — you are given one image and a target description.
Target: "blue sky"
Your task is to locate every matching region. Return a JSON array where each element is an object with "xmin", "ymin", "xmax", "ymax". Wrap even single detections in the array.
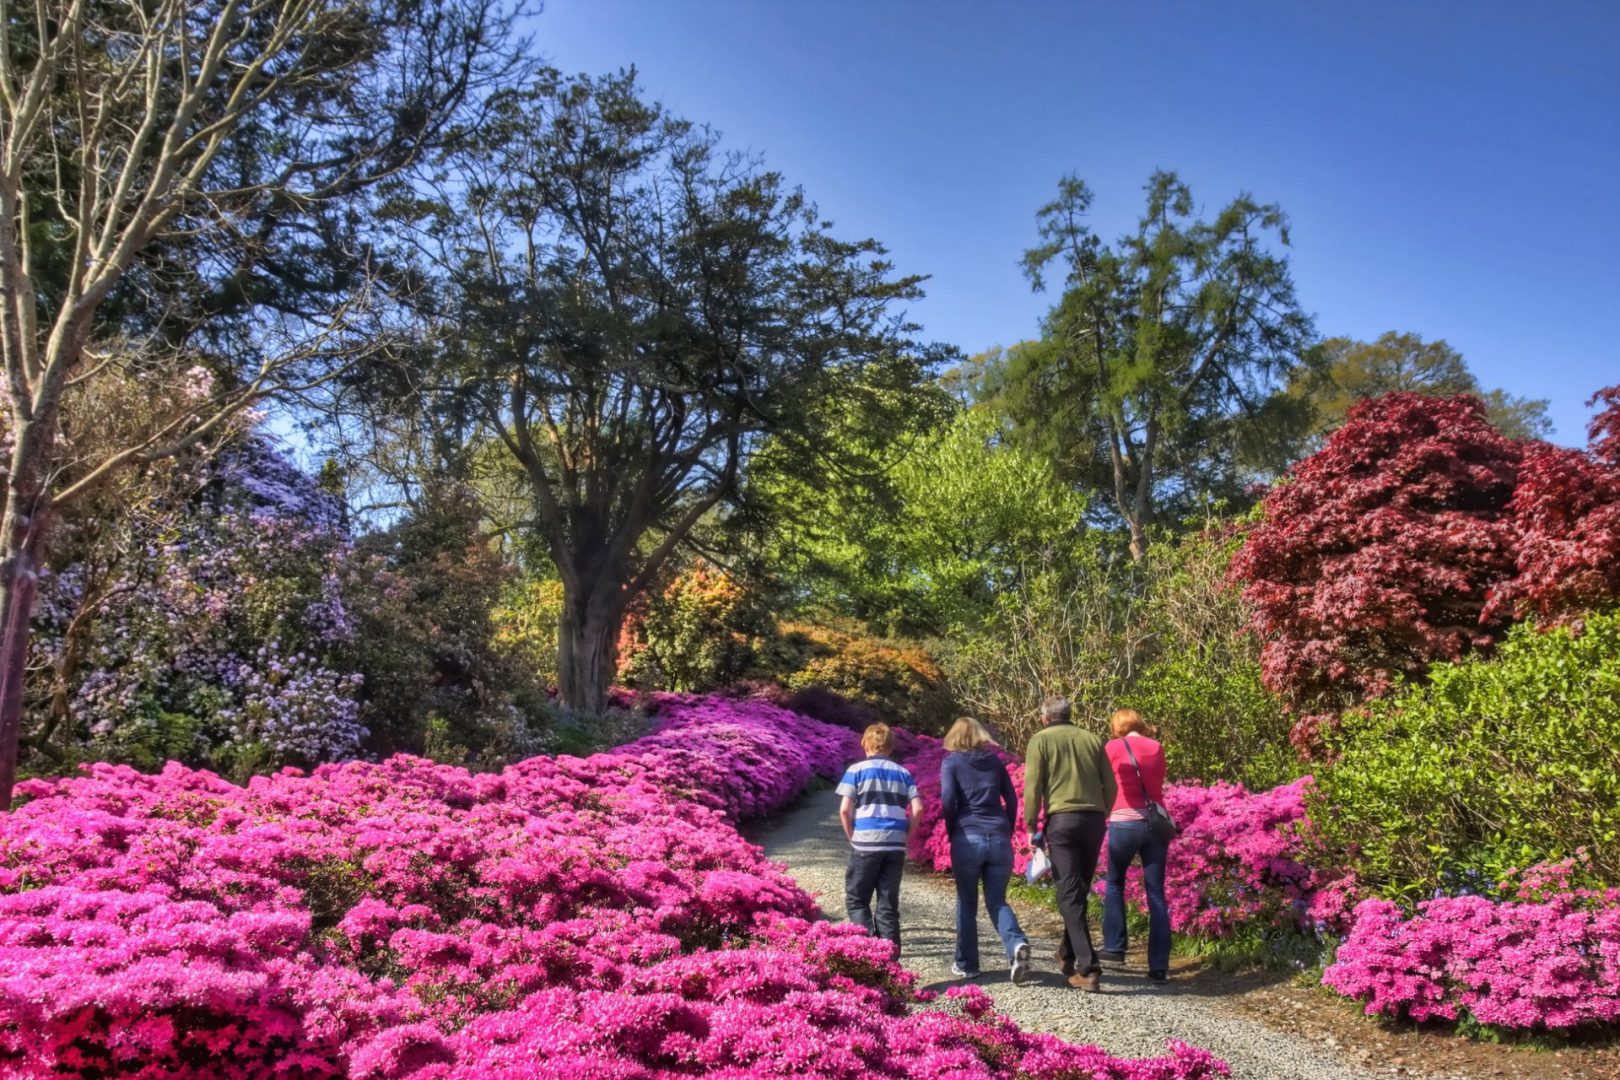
[{"xmin": 531, "ymin": 1, "xmax": 1618, "ymax": 444}]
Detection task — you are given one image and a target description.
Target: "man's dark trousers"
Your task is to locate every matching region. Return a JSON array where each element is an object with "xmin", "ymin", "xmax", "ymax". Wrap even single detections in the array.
[
  {"xmin": 846, "ymin": 848, "xmax": 905, "ymax": 952},
  {"xmin": 1047, "ymin": 810, "xmax": 1107, "ymax": 975}
]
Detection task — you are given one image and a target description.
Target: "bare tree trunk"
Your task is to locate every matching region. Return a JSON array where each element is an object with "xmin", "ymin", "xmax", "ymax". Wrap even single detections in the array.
[
  {"xmin": 556, "ymin": 584, "xmax": 626, "ymax": 717},
  {"xmin": 0, "ymin": 499, "xmax": 45, "ymax": 809}
]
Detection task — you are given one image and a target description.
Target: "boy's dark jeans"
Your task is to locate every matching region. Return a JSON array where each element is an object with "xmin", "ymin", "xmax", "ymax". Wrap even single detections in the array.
[{"xmin": 846, "ymin": 848, "xmax": 905, "ymax": 952}]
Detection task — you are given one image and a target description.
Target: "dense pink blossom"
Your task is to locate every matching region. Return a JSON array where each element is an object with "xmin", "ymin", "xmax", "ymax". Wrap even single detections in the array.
[
  {"xmin": 1323, "ymin": 872, "xmax": 1620, "ymax": 1032},
  {"xmin": 0, "ymin": 694, "xmax": 1226, "ymax": 1078}
]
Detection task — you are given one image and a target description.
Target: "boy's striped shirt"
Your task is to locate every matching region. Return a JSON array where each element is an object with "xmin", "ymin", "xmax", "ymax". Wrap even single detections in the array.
[{"xmin": 836, "ymin": 757, "xmax": 919, "ymax": 852}]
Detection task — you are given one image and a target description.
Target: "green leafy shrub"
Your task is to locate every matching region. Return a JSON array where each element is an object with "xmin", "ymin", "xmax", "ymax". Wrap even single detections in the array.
[
  {"xmin": 347, "ymin": 486, "xmax": 545, "ymax": 764},
  {"xmin": 1310, "ymin": 609, "xmax": 1620, "ymax": 900},
  {"xmin": 492, "ymin": 577, "xmax": 564, "ymax": 687},
  {"xmin": 1129, "ymin": 525, "xmax": 1299, "ymax": 790},
  {"xmin": 618, "ymin": 564, "xmax": 775, "ymax": 692}
]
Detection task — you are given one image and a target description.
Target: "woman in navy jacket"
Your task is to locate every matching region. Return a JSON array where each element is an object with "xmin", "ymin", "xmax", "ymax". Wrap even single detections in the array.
[{"xmin": 941, "ymin": 716, "xmax": 1031, "ymax": 983}]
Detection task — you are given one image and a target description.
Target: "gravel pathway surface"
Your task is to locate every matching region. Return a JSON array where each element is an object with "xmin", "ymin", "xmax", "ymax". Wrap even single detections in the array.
[{"xmin": 762, "ymin": 789, "xmax": 1457, "ymax": 1080}]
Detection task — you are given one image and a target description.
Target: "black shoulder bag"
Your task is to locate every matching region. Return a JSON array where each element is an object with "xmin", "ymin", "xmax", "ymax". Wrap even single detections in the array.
[{"xmin": 1118, "ymin": 738, "xmax": 1178, "ymax": 843}]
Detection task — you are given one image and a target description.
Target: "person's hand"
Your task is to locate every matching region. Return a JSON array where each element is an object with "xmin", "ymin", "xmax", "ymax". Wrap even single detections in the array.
[{"xmin": 1028, "ymin": 830, "xmax": 1046, "ymax": 852}]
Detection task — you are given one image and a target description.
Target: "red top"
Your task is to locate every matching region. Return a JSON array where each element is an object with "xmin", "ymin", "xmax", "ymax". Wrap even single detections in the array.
[{"xmin": 1105, "ymin": 735, "xmax": 1166, "ymax": 816}]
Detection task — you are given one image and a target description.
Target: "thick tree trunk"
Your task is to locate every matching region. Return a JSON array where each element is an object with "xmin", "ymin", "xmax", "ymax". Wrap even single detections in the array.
[
  {"xmin": 556, "ymin": 586, "xmax": 626, "ymax": 717},
  {"xmin": 0, "ymin": 520, "xmax": 42, "ymax": 810}
]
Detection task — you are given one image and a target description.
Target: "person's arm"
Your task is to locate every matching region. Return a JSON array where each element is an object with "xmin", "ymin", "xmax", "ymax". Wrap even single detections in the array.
[
  {"xmin": 1024, "ymin": 736, "xmax": 1045, "ymax": 836},
  {"xmin": 907, "ymin": 796, "xmax": 926, "ymax": 844},
  {"xmin": 940, "ymin": 759, "xmax": 961, "ymax": 838},
  {"xmin": 1099, "ymin": 740, "xmax": 1118, "ymax": 811},
  {"xmin": 999, "ymin": 761, "xmax": 1018, "ymax": 832},
  {"xmin": 839, "ymin": 795, "xmax": 856, "ymax": 842}
]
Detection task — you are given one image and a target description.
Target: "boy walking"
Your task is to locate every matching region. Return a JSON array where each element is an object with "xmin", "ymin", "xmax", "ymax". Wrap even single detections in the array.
[{"xmin": 837, "ymin": 723, "xmax": 924, "ymax": 954}]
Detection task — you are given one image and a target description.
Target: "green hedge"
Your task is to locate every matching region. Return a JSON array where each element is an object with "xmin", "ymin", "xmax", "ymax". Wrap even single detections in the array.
[{"xmin": 1311, "ymin": 609, "xmax": 1620, "ymax": 900}]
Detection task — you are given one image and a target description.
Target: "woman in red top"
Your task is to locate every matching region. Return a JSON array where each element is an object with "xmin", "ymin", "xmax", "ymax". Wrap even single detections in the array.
[{"xmin": 1100, "ymin": 708, "xmax": 1171, "ymax": 982}]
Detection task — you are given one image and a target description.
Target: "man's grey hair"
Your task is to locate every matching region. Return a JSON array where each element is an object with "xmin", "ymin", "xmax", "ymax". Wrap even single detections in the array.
[{"xmin": 1040, "ymin": 696, "xmax": 1071, "ymax": 724}]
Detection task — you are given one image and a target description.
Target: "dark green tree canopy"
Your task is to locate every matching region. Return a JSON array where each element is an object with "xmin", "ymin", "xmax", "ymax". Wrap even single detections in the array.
[{"xmin": 399, "ymin": 70, "xmax": 937, "ymax": 711}]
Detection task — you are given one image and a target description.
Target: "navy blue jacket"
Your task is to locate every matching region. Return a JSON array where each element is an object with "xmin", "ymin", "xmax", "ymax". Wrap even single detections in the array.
[{"xmin": 940, "ymin": 749, "xmax": 1018, "ymax": 838}]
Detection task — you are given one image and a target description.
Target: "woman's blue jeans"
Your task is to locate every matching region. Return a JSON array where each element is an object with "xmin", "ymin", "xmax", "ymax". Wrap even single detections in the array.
[
  {"xmin": 950, "ymin": 829, "xmax": 1028, "ymax": 972},
  {"xmin": 1103, "ymin": 818, "xmax": 1171, "ymax": 973}
]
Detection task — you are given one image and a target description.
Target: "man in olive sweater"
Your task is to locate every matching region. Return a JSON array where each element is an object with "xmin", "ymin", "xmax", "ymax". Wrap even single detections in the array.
[{"xmin": 1024, "ymin": 696, "xmax": 1117, "ymax": 992}]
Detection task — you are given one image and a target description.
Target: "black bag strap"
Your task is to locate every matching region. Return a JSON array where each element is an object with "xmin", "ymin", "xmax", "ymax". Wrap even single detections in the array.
[{"xmin": 1117, "ymin": 737, "xmax": 1156, "ymax": 808}]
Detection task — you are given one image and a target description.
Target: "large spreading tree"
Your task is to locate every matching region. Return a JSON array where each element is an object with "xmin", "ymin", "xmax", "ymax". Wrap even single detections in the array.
[
  {"xmin": 0, "ymin": 0, "xmax": 520, "ymax": 806},
  {"xmin": 399, "ymin": 71, "xmax": 935, "ymax": 714},
  {"xmin": 994, "ymin": 172, "xmax": 1313, "ymax": 561}
]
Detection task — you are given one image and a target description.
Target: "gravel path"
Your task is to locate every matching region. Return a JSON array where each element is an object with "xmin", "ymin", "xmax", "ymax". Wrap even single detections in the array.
[{"xmin": 762, "ymin": 789, "xmax": 1453, "ymax": 1080}]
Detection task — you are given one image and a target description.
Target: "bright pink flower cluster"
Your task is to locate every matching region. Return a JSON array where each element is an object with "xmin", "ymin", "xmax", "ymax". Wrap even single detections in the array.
[
  {"xmin": 902, "ymin": 738, "xmax": 1350, "ymax": 938},
  {"xmin": 1323, "ymin": 874, "xmax": 1620, "ymax": 1032},
  {"xmin": 0, "ymin": 694, "xmax": 1227, "ymax": 1078}
]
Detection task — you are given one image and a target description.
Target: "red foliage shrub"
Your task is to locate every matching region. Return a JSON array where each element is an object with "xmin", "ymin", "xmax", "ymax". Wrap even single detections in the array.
[
  {"xmin": 1589, "ymin": 385, "xmax": 1620, "ymax": 467},
  {"xmin": 1489, "ymin": 436, "xmax": 1620, "ymax": 622},
  {"xmin": 1230, "ymin": 393, "xmax": 1523, "ymax": 746},
  {"xmin": 1233, "ymin": 387, "xmax": 1620, "ymax": 753}
]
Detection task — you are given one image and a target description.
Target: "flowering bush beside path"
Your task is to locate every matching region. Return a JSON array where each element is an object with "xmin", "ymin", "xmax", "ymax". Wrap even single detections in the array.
[
  {"xmin": 1323, "ymin": 858, "xmax": 1620, "ymax": 1033},
  {"xmin": 0, "ymin": 693, "xmax": 1228, "ymax": 1078}
]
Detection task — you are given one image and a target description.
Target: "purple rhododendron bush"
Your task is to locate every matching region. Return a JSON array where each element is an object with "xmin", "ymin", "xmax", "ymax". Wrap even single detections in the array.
[
  {"xmin": 0, "ymin": 694, "xmax": 1227, "ymax": 1079},
  {"xmin": 1323, "ymin": 858, "xmax": 1620, "ymax": 1033},
  {"xmin": 901, "ymin": 736, "xmax": 1354, "ymax": 939}
]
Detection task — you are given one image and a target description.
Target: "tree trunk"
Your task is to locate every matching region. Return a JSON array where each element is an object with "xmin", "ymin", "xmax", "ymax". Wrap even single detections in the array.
[
  {"xmin": 0, "ymin": 520, "xmax": 43, "ymax": 810},
  {"xmin": 556, "ymin": 585, "xmax": 626, "ymax": 717}
]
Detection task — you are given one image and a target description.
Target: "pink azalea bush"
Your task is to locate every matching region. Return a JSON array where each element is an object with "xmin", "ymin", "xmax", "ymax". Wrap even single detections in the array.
[
  {"xmin": 902, "ymin": 735, "xmax": 1349, "ymax": 938},
  {"xmin": 1323, "ymin": 856, "xmax": 1620, "ymax": 1033},
  {"xmin": 0, "ymin": 694, "xmax": 1227, "ymax": 1078}
]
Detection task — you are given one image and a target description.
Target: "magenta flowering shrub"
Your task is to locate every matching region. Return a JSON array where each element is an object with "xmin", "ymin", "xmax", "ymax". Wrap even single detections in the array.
[
  {"xmin": 904, "ymin": 737, "xmax": 1351, "ymax": 938},
  {"xmin": 0, "ymin": 694, "xmax": 1226, "ymax": 1078},
  {"xmin": 1323, "ymin": 882, "xmax": 1620, "ymax": 1032}
]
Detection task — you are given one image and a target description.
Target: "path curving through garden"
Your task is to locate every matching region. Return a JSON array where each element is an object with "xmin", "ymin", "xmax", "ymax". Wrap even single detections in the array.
[{"xmin": 763, "ymin": 788, "xmax": 1442, "ymax": 1080}]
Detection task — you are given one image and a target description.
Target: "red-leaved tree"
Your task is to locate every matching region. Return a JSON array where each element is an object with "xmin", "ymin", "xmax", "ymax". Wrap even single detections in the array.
[
  {"xmin": 1489, "ymin": 386, "xmax": 1620, "ymax": 621},
  {"xmin": 1230, "ymin": 393, "xmax": 1524, "ymax": 750}
]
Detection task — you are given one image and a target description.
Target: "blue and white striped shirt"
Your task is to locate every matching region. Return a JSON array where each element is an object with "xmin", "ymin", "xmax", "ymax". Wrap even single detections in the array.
[{"xmin": 836, "ymin": 757, "xmax": 920, "ymax": 852}]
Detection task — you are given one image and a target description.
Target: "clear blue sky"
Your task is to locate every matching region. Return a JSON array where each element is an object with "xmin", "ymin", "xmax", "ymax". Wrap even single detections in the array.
[{"xmin": 531, "ymin": 1, "xmax": 1618, "ymax": 444}]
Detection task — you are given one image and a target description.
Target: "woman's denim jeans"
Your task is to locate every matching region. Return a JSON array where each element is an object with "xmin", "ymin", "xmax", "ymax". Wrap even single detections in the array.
[
  {"xmin": 1102, "ymin": 818, "xmax": 1171, "ymax": 973},
  {"xmin": 950, "ymin": 830, "xmax": 1028, "ymax": 972}
]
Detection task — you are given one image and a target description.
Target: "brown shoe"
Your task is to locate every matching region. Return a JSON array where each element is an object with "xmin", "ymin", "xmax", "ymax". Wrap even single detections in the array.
[
  {"xmin": 1054, "ymin": 948, "xmax": 1074, "ymax": 978},
  {"xmin": 1068, "ymin": 971, "xmax": 1101, "ymax": 993}
]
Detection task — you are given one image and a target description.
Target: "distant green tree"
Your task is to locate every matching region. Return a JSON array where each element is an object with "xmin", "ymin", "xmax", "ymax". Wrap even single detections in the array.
[
  {"xmin": 1290, "ymin": 332, "xmax": 1552, "ymax": 441},
  {"xmin": 999, "ymin": 172, "xmax": 1313, "ymax": 562},
  {"xmin": 758, "ymin": 407, "xmax": 1088, "ymax": 637}
]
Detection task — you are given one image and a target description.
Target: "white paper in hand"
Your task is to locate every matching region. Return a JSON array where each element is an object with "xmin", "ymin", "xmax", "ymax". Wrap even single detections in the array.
[{"xmin": 1024, "ymin": 847, "xmax": 1052, "ymax": 886}]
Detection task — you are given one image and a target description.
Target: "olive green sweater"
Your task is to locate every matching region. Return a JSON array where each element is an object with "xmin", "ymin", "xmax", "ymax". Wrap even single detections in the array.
[{"xmin": 1023, "ymin": 722, "xmax": 1117, "ymax": 829}]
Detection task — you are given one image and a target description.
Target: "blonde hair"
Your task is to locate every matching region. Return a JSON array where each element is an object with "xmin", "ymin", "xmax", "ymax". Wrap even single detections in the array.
[
  {"xmin": 943, "ymin": 716, "xmax": 993, "ymax": 752},
  {"xmin": 1111, "ymin": 708, "xmax": 1154, "ymax": 738},
  {"xmin": 861, "ymin": 722, "xmax": 896, "ymax": 757}
]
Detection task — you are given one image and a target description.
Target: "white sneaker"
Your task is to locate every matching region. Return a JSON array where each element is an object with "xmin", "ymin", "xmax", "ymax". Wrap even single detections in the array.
[
  {"xmin": 1010, "ymin": 942, "xmax": 1032, "ymax": 985},
  {"xmin": 949, "ymin": 963, "xmax": 980, "ymax": 980}
]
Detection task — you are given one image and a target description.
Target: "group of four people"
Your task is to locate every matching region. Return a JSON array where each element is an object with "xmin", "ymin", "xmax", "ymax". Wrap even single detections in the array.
[{"xmin": 836, "ymin": 696, "xmax": 1171, "ymax": 990}]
